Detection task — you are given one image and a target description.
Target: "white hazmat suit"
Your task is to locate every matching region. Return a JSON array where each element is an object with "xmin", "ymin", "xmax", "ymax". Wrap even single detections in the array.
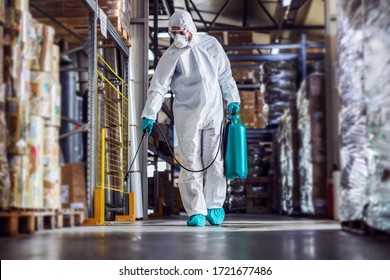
[{"xmin": 141, "ymin": 10, "xmax": 240, "ymax": 219}]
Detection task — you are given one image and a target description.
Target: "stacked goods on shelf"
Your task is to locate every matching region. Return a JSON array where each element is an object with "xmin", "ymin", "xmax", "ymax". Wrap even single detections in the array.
[
  {"xmin": 228, "ymin": 31, "xmax": 256, "ymax": 84},
  {"xmin": 2, "ymin": 2, "xmax": 61, "ymax": 210},
  {"xmin": 245, "ymin": 143, "xmax": 273, "ymax": 213},
  {"xmin": 224, "ymin": 31, "xmax": 265, "ymax": 129},
  {"xmin": 275, "ymin": 110, "xmax": 294, "ymax": 214},
  {"xmin": 100, "ymin": 0, "xmax": 131, "ymax": 39},
  {"xmin": 297, "ymin": 73, "xmax": 327, "ymax": 217},
  {"xmin": 238, "ymin": 90, "xmax": 265, "ymax": 129},
  {"xmin": 363, "ymin": 0, "xmax": 390, "ymax": 232},
  {"xmin": 226, "ymin": 179, "xmax": 245, "ymax": 212},
  {"xmin": 1, "ymin": 6, "xmax": 11, "ymax": 209},
  {"xmin": 336, "ymin": 0, "xmax": 368, "ymax": 224},
  {"xmin": 259, "ymin": 61, "xmax": 297, "ymax": 126},
  {"xmin": 337, "ymin": 0, "xmax": 389, "ymax": 233}
]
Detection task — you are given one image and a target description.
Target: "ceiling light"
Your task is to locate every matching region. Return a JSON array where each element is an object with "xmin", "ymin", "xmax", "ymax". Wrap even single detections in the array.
[{"xmin": 282, "ymin": 0, "xmax": 292, "ymax": 7}]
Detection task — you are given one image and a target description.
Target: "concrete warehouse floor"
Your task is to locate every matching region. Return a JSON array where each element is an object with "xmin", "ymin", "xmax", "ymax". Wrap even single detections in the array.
[{"xmin": 1, "ymin": 214, "xmax": 389, "ymax": 260}]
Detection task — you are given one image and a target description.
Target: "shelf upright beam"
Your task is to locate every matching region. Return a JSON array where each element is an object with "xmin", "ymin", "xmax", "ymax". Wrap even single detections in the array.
[{"xmin": 83, "ymin": 0, "xmax": 98, "ymax": 218}]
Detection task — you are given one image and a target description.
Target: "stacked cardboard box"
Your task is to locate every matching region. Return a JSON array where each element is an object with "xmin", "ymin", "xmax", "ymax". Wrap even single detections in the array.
[
  {"xmin": 237, "ymin": 91, "xmax": 266, "ymax": 129},
  {"xmin": 3, "ymin": 3, "xmax": 61, "ymax": 210},
  {"xmin": 100, "ymin": 0, "xmax": 131, "ymax": 38},
  {"xmin": 61, "ymin": 163, "xmax": 86, "ymax": 211},
  {"xmin": 228, "ymin": 31, "xmax": 256, "ymax": 84}
]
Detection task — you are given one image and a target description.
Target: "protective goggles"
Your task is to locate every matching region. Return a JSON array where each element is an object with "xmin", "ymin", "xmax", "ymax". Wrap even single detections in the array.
[{"xmin": 168, "ymin": 28, "xmax": 188, "ymax": 38}]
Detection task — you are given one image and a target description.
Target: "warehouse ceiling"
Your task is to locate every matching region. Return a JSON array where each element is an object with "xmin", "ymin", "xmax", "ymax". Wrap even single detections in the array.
[{"xmin": 152, "ymin": 0, "xmax": 325, "ymax": 44}]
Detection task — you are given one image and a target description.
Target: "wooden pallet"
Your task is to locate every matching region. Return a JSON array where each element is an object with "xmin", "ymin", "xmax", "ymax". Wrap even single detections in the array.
[
  {"xmin": 57, "ymin": 209, "xmax": 85, "ymax": 228},
  {"xmin": 0, "ymin": 210, "xmax": 34, "ymax": 236},
  {"xmin": 0, "ymin": 209, "xmax": 58, "ymax": 236}
]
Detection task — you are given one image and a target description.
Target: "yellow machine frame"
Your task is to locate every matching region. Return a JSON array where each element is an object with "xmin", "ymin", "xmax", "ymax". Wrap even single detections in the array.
[{"xmin": 85, "ymin": 54, "xmax": 135, "ymax": 225}]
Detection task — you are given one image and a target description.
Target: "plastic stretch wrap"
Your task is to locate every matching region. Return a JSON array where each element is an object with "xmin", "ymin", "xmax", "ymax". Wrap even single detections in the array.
[
  {"xmin": 337, "ymin": 0, "xmax": 369, "ymax": 222},
  {"xmin": 30, "ymin": 71, "xmax": 52, "ymax": 118},
  {"xmin": 8, "ymin": 155, "xmax": 29, "ymax": 208},
  {"xmin": 0, "ymin": 83, "xmax": 11, "ymax": 209},
  {"xmin": 364, "ymin": 0, "xmax": 390, "ymax": 232},
  {"xmin": 27, "ymin": 116, "xmax": 44, "ymax": 208},
  {"xmin": 296, "ymin": 74, "xmax": 327, "ymax": 216},
  {"xmin": 43, "ymin": 166, "xmax": 61, "ymax": 209},
  {"xmin": 259, "ymin": 61, "xmax": 297, "ymax": 125},
  {"xmin": 277, "ymin": 109, "xmax": 294, "ymax": 214},
  {"xmin": 297, "ymin": 80, "xmax": 313, "ymax": 214}
]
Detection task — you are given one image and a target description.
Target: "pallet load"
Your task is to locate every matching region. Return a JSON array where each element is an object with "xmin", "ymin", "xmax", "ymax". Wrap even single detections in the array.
[
  {"xmin": 336, "ymin": 0, "xmax": 390, "ymax": 234},
  {"xmin": 297, "ymin": 73, "xmax": 327, "ymax": 218},
  {"xmin": 259, "ymin": 61, "xmax": 297, "ymax": 127},
  {"xmin": 0, "ymin": 1, "xmax": 63, "ymax": 235},
  {"xmin": 100, "ymin": 0, "xmax": 131, "ymax": 45}
]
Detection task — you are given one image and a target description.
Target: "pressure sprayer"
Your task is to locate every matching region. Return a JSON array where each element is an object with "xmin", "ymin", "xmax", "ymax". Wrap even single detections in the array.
[{"xmin": 124, "ymin": 111, "xmax": 248, "ymax": 183}]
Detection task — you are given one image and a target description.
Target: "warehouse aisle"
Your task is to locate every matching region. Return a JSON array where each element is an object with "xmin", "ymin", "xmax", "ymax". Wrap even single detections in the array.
[{"xmin": 1, "ymin": 214, "xmax": 389, "ymax": 260}]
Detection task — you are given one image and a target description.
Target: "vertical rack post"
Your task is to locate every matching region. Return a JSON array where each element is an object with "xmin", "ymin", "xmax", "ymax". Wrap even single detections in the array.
[{"xmin": 86, "ymin": 2, "xmax": 98, "ymax": 218}]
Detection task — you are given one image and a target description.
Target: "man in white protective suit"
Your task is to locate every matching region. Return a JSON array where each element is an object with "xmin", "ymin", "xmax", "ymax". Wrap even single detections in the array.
[{"xmin": 141, "ymin": 10, "xmax": 240, "ymax": 227}]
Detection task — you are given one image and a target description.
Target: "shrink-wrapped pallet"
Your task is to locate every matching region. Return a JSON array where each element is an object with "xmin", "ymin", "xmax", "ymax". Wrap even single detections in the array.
[
  {"xmin": 277, "ymin": 110, "xmax": 294, "ymax": 214},
  {"xmin": 0, "ymin": 83, "xmax": 11, "ymax": 209},
  {"xmin": 39, "ymin": 25, "xmax": 55, "ymax": 73},
  {"xmin": 0, "ymin": 0, "xmax": 4, "ymax": 23},
  {"xmin": 30, "ymin": 71, "xmax": 52, "ymax": 118},
  {"xmin": 45, "ymin": 82, "xmax": 61, "ymax": 127},
  {"xmin": 8, "ymin": 154, "xmax": 29, "ymax": 208},
  {"xmin": 6, "ymin": 97, "xmax": 29, "ymax": 154},
  {"xmin": 44, "ymin": 166, "xmax": 61, "ymax": 209},
  {"xmin": 337, "ymin": 0, "xmax": 368, "ymax": 222},
  {"xmin": 44, "ymin": 126, "xmax": 60, "ymax": 167},
  {"xmin": 52, "ymin": 45, "xmax": 60, "ymax": 81},
  {"xmin": 27, "ymin": 116, "xmax": 44, "ymax": 208},
  {"xmin": 364, "ymin": 0, "xmax": 390, "ymax": 232},
  {"xmin": 0, "ymin": 25, "xmax": 3, "ymax": 83},
  {"xmin": 11, "ymin": 0, "xmax": 29, "ymax": 10}
]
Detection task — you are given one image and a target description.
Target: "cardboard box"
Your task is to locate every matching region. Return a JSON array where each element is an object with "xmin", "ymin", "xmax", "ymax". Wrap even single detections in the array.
[
  {"xmin": 61, "ymin": 163, "xmax": 86, "ymax": 209},
  {"xmin": 228, "ymin": 31, "xmax": 254, "ymax": 45}
]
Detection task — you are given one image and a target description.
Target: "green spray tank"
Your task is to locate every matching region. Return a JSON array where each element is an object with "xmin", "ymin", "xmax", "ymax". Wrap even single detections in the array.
[{"xmin": 223, "ymin": 114, "xmax": 248, "ymax": 180}]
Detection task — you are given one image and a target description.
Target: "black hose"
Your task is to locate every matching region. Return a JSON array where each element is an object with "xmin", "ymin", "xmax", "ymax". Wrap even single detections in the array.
[
  {"xmin": 123, "ymin": 121, "xmax": 224, "ymax": 183},
  {"xmin": 124, "ymin": 132, "xmax": 147, "ymax": 182},
  {"xmin": 154, "ymin": 122, "xmax": 224, "ymax": 173}
]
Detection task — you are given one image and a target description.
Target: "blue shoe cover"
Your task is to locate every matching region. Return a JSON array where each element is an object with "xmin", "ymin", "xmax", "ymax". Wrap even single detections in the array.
[
  {"xmin": 187, "ymin": 214, "xmax": 206, "ymax": 227},
  {"xmin": 207, "ymin": 208, "xmax": 225, "ymax": 225}
]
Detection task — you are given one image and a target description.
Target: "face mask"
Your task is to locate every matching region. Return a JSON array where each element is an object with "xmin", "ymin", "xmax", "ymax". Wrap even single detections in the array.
[{"xmin": 174, "ymin": 34, "xmax": 189, "ymax": 48}]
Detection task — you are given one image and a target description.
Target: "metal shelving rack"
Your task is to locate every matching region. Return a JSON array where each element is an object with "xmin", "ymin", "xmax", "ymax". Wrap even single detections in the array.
[
  {"xmin": 81, "ymin": 0, "xmax": 133, "ymax": 223},
  {"xmin": 29, "ymin": 0, "xmax": 135, "ymax": 222}
]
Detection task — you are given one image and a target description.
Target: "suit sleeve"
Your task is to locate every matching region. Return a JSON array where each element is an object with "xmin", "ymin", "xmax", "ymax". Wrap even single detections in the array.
[
  {"xmin": 217, "ymin": 42, "xmax": 240, "ymax": 105},
  {"xmin": 141, "ymin": 51, "xmax": 178, "ymax": 120}
]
